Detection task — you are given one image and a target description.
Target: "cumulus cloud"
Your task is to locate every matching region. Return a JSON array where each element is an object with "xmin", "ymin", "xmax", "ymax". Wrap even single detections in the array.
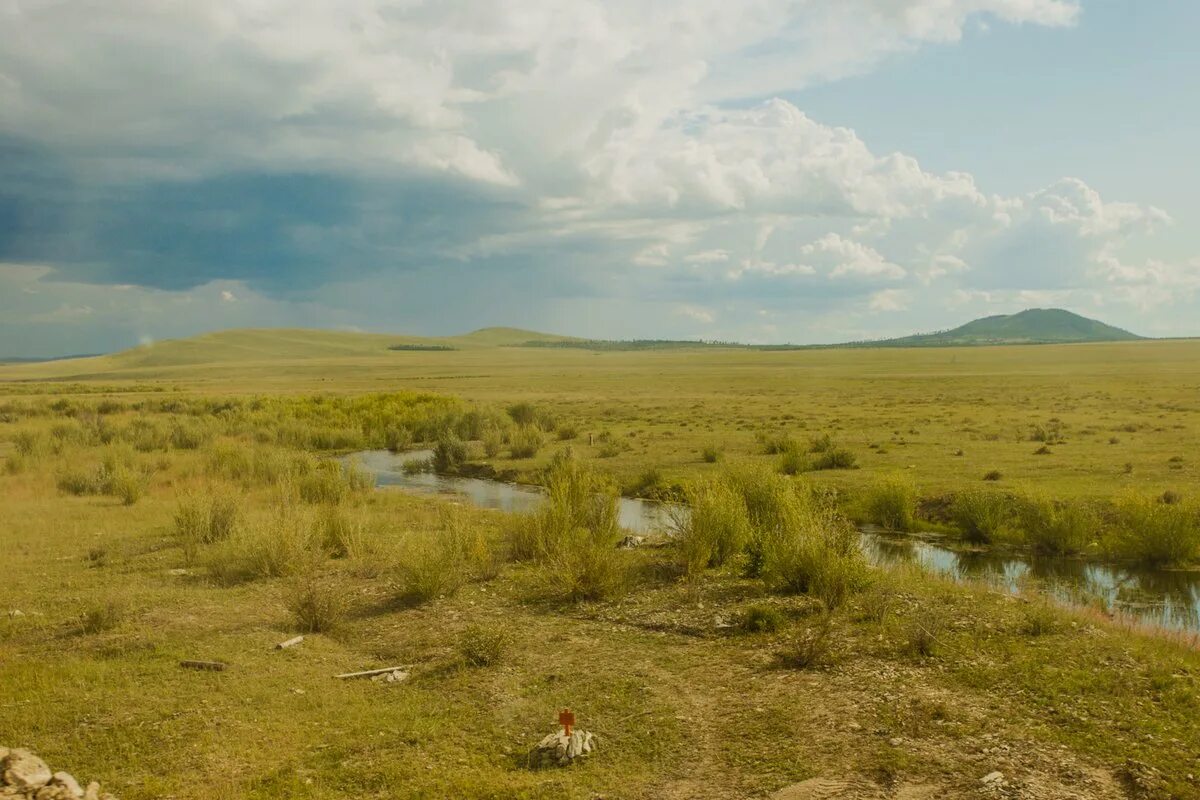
[{"xmin": 3, "ymin": 0, "xmax": 1197, "ymax": 354}]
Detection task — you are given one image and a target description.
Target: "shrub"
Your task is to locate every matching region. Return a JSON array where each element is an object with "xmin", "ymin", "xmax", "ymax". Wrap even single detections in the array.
[
  {"xmin": 857, "ymin": 581, "xmax": 897, "ymax": 626},
  {"xmin": 675, "ymin": 478, "xmax": 751, "ymax": 578},
  {"xmin": 508, "ymin": 426, "xmax": 544, "ymax": 459},
  {"xmin": 108, "ymin": 468, "xmax": 145, "ymax": 505},
  {"xmin": 557, "ymin": 425, "xmax": 579, "ymax": 441},
  {"xmin": 397, "ymin": 507, "xmax": 491, "ymax": 603},
  {"xmin": 777, "ymin": 445, "xmax": 809, "ymax": 476},
  {"xmin": 79, "ymin": 600, "xmax": 124, "ymax": 635},
  {"xmin": 1159, "ymin": 490, "xmax": 1183, "ymax": 506},
  {"xmin": 206, "ymin": 503, "xmax": 319, "ymax": 584},
  {"xmin": 432, "ymin": 434, "xmax": 469, "ymax": 472},
  {"xmin": 57, "ymin": 467, "xmax": 98, "ymax": 496},
  {"xmin": 982, "ymin": 470, "xmax": 1003, "ymax": 482},
  {"xmin": 952, "ymin": 490, "xmax": 1014, "ymax": 544},
  {"xmin": 458, "ymin": 624, "xmax": 510, "ymax": 666},
  {"xmin": 285, "ymin": 574, "xmax": 349, "ymax": 633},
  {"xmin": 738, "ymin": 604, "xmax": 785, "ymax": 634},
  {"xmin": 701, "ymin": 444, "xmax": 722, "ymax": 463},
  {"xmin": 1020, "ymin": 602, "xmax": 1060, "ymax": 637},
  {"xmin": 315, "ymin": 505, "xmax": 366, "ymax": 559},
  {"xmin": 515, "ymin": 455, "xmax": 627, "ymax": 601},
  {"xmin": 1017, "ymin": 495, "xmax": 1095, "ymax": 556},
  {"xmin": 864, "ymin": 476, "xmax": 917, "ymax": 532},
  {"xmin": 1106, "ymin": 495, "xmax": 1200, "ymax": 566},
  {"xmin": 903, "ymin": 610, "xmax": 944, "ymax": 658},
  {"xmin": 808, "ymin": 433, "xmax": 834, "ymax": 453},
  {"xmin": 758, "ymin": 432, "xmax": 797, "ymax": 455},
  {"xmin": 298, "ymin": 461, "xmax": 368, "ymax": 504},
  {"xmin": 810, "ymin": 447, "xmax": 857, "ymax": 471},
  {"xmin": 170, "ymin": 422, "xmax": 211, "ymax": 450},
  {"xmin": 778, "ymin": 613, "xmax": 835, "ymax": 669},
  {"xmin": 759, "ymin": 494, "xmax": 867, "ymax": 611},
  {"xmin": 507, "ymin": 402, "xmax": 537, "ymax": 426},
  {"xmin": 13, "ymin": 430, "xmax": 46, "ymax": 458},
  {"xmin": 482, "ymin": 427, "xmax": 505, "ymax": 458}
]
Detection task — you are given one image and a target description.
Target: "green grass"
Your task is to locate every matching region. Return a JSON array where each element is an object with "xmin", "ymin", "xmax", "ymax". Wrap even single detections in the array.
[{"xmin": 3, "ymin": 339, "xmax": 1200, "ymax": 797}]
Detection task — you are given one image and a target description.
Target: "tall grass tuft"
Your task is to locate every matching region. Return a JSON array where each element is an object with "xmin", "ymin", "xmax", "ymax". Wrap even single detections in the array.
[
  {"xmin": 675, "ymin": 478, "xmax": 751, "ymax": 578},
  {"xmin": 1016, "ymin": 494, "xmax": 1095, "ymax": 555},
  {"xmin": 512, "ymin": 454, "xmax": 627, "ymax": 601},
  {"xmin": 285, "ymin": 573, "xmax": 349, "ymax": 633},
  {"xmin": 951, "ymin": 490, "xmax": 1014, "ymax": 544},
  {"xmin": 509, "ymin": 425, "xmax": 544, "ymax": 459},
  {"xmin": 863, "ymin": 476, "xmax": 917, "ymax": 531},
  {"xmin": 1105, "ymin": 494, "xmax": 1200, "ymax": 566},
  {"xmin": 397, "ymin": 507, "xmax": 492, "ymax": 603}
]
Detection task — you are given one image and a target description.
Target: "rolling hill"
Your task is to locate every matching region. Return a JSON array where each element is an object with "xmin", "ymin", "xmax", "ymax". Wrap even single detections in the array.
[{"xmin": 870, "ymin": 309, "xmax": 1143, "ymax": 347}]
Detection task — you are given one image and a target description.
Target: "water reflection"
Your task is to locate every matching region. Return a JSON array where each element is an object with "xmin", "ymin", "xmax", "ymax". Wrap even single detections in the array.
[{"xmin": 351, "ymin": 450, "xmax": 1200, "ymax": 633}]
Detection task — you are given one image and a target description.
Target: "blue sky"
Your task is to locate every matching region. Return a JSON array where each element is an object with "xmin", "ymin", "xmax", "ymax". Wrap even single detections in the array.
[{"xmin": 2, "ymin": 1, "xmax": 1198, "ymax": 356}]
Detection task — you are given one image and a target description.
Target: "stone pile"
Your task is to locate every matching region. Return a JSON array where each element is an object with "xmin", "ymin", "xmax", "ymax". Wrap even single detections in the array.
[
  {"xmin": 1, "ymin": 747, "xmax": 115, "ymax": 800},
  {"xmin": 528, "ymin": 730, "xmax": 597, "ymax": 769}
]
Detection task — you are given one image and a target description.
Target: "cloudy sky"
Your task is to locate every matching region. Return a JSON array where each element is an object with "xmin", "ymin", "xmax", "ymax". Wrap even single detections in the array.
[{"xmin": 2, "ymin": 1, "xmax": 1199, "ymax": 356}]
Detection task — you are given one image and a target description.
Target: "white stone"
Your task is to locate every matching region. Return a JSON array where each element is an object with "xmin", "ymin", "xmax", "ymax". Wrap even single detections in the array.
[
  {"xmin": 51, "ymin": 772, "xmax": 84, "ymax": 798},
  {"xmin": 981, "ymin": 771, "xmax": 1005, "ymax": 785},
  {"xmin": 3, "ymin": 748, "xmax": 52, "ymax": 790}
]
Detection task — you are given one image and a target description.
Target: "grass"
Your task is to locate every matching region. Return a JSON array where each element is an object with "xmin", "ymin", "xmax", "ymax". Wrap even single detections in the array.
[
  {"xmin": 862, "ymin": 476, "xmax": 917, "ymax": 531},
  {"xmin": 457, "ymin": 624, "xmax": 511, "ymax": 667},
  {"xmin": 1105, "ymin": 493, "xmax": 1200, "ymax": 566},
  {"xmin": 951, "ymin": 489, "xmax": 1014, "ymax": 545},
  {"xmin": 4, "ymin": 340, "xmax": 1200, "ymax": 797},
  {"xmin": 675, "ymin": 476, "xmax": 751, "ymax": 577}
]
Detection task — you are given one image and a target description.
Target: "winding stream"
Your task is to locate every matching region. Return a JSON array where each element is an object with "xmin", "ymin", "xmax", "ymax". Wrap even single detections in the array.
[{"xmin": 353, "ymin": 449, "xmax": 1200, "ymax": 633}]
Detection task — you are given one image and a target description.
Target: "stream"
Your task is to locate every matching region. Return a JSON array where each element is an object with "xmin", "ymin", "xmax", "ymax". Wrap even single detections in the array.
[{"xmin": 352, "ymin": 449, "xmax": 1200, "ymax": 633}]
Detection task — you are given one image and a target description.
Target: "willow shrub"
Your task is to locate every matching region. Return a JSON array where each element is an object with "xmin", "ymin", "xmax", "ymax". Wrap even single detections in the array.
[{"xmin": 675, "ymin": 478, "xmax": 751, "ymax": 579}]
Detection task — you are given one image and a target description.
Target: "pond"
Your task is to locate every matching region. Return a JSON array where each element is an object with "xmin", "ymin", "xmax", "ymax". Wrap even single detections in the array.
[{"xmin": 352, "ymin": 449, "xmax": 1200, "ymax": 633}]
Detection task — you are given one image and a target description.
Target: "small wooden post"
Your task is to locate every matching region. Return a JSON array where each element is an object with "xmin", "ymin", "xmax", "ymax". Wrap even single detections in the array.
[{"xmin": 559, "ymin": 708, "xmax": 575, "ymax": 737}]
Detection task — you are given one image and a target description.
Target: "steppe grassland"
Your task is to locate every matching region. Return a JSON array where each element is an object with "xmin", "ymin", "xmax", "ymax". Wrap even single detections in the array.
[{"xmin": 1, "ymin": 340, "xmax": 1199, "ymax": 798}]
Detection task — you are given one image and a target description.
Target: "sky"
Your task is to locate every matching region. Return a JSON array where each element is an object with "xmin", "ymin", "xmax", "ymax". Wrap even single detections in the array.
[{"xmin": 2, "ymin": 0, "xmax": 1199, "ymax": 356}]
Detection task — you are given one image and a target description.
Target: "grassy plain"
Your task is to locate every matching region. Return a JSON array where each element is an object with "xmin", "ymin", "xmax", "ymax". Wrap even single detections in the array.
[{"xmin": 2, "ymin": 332, "xmax": 1200, "ymax": 798}]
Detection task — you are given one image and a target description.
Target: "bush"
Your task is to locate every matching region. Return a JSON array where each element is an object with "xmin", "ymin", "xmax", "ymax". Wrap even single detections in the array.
[
  {"xmin": 777, "ymin": 445, "xmax": 809, "ymax": 476},
  {"xmin": 298, "ymin": 461, "xmax": 369, "ymax": 504},
  {"xmin": 458, "ymin": 624, "xmax": 510, "ymax": 666},
  {"xmin": 676, "ymin": 478, "xmax": 751, "ymax": 578},
  {"xmin": 285, "ymin": 574, "xmax": 348, "ymax": 633},
  {"xmin": 982, "ymin": 470, "xmax": 1003, "ymax": 482},
  {"xmin": 57, "ymin": 467, "xmax": 98, "ymax": 496},
  {"xmin": 701, "ymin": 444, "xmax": 722, "ymax": 463},
  {"xmin": 864, "ymin": 476, "xmax": 917, "ymax": 532},
  {"xmin": 108, "ymin": 468, "xmax": 145, "ymax": 505},
  {"xmin": 759, "ymin": 493, "xmax": 867, "ymax": 611},
  {"xmin": 507, "ymin": 402, "xmax": 537, "ymax": 426},
  {"xmin": 1106, "ymin": 495, "xmax": 1200, "ymax": 566},
  {"xmin": 482, "ymin": 427, "xmax": 505, "ymax": 458},
  {"xmin": 397, "ymin": 507, "xmax": 491, "ymax": 603},
  {"xmin": 205, "ymin": 503, "xmax": 319, "ymax": 584},
  {"xmin": 509, "ymin": 426, "xmax": 544, "ymax": 459},
  {"xmin": 514, "ymin": 455, "xmax": 627, "ymax": 602},
  {"xmin": 1020, "ymin": 602, "xmax": 1061, "ymax": 637},
  {"xmin": 952, "ymin": 490, "xmax": 1014, "ymax": 545},
  {"xmin": 315, "ymin": 505, "xmax": 367, "ymax": 559},
  {"xmin": 810, "ymin": 447, "xmax": 857, "ymax": 471},
  {"xmin": 1017, "ymin": 495, "xmax": 1095, "ymax": 556},
  {"xmin": 79, "ymin": 600, "xmax": 124, "ymax": 635},
  {"xmin": 738, "ymin": 604, "xmax": 785, "ymax": 634},
  {"xmin": 557, "ymin": 425, "xmax": 579, "ymax": 441},
  {"xmin": 778, "ymin": 613, "xmax": 835, "ymax": 669},
  {"xmin": 432, "ymin": 434, "xmax": 469, "ymax": 472},
  {"xmin": 904, "ymin": 610, "xmax": 944, "ymax": 658}
]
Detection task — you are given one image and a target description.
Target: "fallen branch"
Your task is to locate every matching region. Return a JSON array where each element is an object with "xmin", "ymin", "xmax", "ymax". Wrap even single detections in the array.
[
  {"xmin": 334, "ymin": 665, "xmax": 410, "ymax": 680},
  {"xmin": 180, "ymin": 660, "xmax": 227, "ymax": 672},
  {"xmin": 275, "ymin": 635, "xmax": 304, "ymax": 650}
]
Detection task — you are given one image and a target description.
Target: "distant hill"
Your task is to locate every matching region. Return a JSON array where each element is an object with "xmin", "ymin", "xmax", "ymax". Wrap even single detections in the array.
[{"xmin": 866, "ymin": 309, "xmax": 1143, "ymax": 347}]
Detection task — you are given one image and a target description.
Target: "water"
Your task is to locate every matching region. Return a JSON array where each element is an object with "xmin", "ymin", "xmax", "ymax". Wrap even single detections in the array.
[{"xmin": 351, "ymin": 450, "xmax": 1200, "ymax": 633}]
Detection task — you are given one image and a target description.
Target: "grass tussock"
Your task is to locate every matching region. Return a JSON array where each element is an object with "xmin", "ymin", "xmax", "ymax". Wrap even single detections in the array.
[
  {"xmin": 397, "ymin": 507, "xmax": 493, "ymax": 604},
  {"xmin": 951, "ymin": 489, "xmax": 1014, "ymax": 545},
  {"xmin": 738, "ymin": 604, "xmax": 786, "ymax": 634},
  {"xmin": 675, "ymin": 477, "xmax": 751, "ymax": 579},
  {"xmin": 863, "ymin": 475, "xmax": 917, "ymax": 532},
  {"xmin": 285, "ymin": 573, "xmax": 349, "ymax": 633},
  {"xmin": 79, "ymin": 600, "xmax": 124, "ymax": 635},
  {"xmin": 1016, "ymin": 494, "xmax": 1096, "ymax": 556},
  {"xmin": 1105, "ymin": 494, "xmax": 1200, "ymax": 566},
  {"xmin": 458, "ymin": 624, "xmax": 511, "ymax": 667},
  {"xmin": 778, "ymin": 612, "xmax": 836, "ymax": 669},
  {"xmin": 204, "ymin": 502, "xmax": 320, "ymax": 584},
  {"xmin": 512, "ymin": 454, "xmax": 627, "ymax": 602}
]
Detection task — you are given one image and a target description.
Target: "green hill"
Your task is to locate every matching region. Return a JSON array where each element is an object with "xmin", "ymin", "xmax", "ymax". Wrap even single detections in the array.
[{"xmin": 872, "ymin": 309, "xmax": 1142, "ymax": 347}]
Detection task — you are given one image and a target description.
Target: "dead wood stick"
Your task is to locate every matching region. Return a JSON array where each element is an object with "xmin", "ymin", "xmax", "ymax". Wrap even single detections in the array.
[
  {"xmin": 334, "ymin": 665, "xmax": 410, "ymax": 680},
  {"xmin": 275, "ymin": 635, "xmax": 304, "ymax": 650},
  {"xmin": 180, "ymin": 660, "xmax": 227, "ymax": 672}
]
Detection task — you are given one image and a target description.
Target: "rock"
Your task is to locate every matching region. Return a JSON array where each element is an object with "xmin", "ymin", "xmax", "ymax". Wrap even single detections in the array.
[
  {"xmin": 529, "ymin": 730, "xmax": 597, "ymax": 768},
  {"xmin": 50, "ymin": 772, "xmax": 83, "ymax": 799},
  {"xmin": 981, "ymin": 771, "xmax": 1005, "ymax": 787},
  {"xmin": 617, "ymin": 535, "xmax": 644, "ymax": 549},
  {"xmin": 888, "ymin": 737, "xmax": 903, "ymax": 747},
  {"xmin": 370, "ymin": 669, "xmax": 409, "ymax": 684},
  {"xmin": 83, "ymin": 784, "xmax": 101, "ymax": 800},
  {"xmin": 3, "ymin": 749, "xmax": 52, "ymax": 790}
]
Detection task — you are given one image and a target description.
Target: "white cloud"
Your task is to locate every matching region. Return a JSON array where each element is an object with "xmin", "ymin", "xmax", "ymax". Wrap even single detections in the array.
[
  {"xmin": 676, "ymin": 304, "xmax": 715, "ymax": 324},
  {"xmin": 868, "ymin": 289, "xmax": 909, "ymax": 312},
  {"xmin": 800, "ymin": 233, "xmax": 906, "ymax": 280}
]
